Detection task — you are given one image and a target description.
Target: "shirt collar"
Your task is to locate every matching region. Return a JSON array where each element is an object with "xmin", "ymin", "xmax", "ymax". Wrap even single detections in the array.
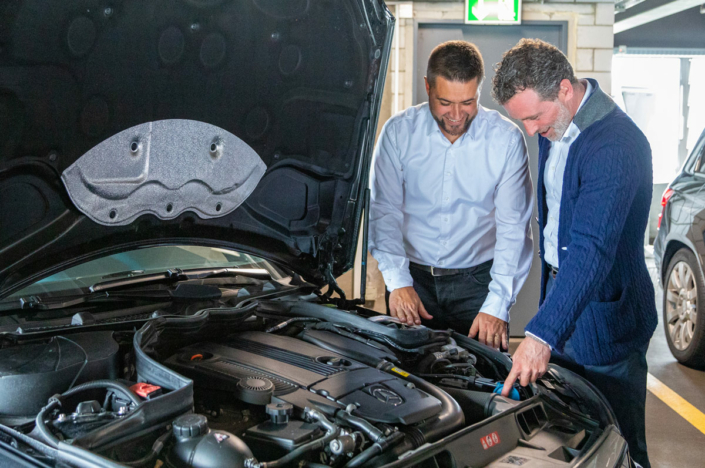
[
  {"xmin": 561, "ymin": 80, "xmax": 593, "ymax": 143},
  {"xmin": 425, "ymin": 103, "xmax": 438, "ymax": 137}
]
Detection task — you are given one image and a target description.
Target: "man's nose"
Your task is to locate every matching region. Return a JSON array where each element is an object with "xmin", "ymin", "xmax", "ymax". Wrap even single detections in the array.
[
  {"xmin": 450, "ymin": 105, "xmax": 463, "ymax": 120},
  {"xmin": 523, "ymin": 121, "xmax": 538, "ymax": 137}
]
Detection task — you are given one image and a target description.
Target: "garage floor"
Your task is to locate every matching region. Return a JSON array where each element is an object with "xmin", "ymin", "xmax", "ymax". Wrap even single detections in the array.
[
  {"xmin": 509, "ymin": 250, "xmax": 705, "ymax": 466},
  {"xmin": 643, "ymin": 250, "xmax": 705, "ymax": 467}
]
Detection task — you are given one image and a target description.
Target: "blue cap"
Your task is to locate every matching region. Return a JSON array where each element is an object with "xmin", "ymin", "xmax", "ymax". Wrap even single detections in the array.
[{"xmin": 493, "ymin": 382, "xmax": 520, "ymax": 401}]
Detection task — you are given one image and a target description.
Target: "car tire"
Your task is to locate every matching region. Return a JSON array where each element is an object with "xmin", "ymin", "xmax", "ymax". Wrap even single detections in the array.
[{"xmin": 663, "ymin": 248, "xmax": 705, "ymax": 368}]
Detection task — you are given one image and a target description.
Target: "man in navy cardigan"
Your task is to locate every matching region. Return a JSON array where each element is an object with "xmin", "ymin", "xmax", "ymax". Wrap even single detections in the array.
[{"xmin": 491, "ymin": 39, "xmax": 657, "ymax": 467}]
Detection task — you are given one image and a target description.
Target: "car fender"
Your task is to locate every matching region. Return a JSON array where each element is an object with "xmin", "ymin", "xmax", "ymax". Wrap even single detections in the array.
[{"xmin": 660, "ymin": 233, "xmax": 705, "ymax": 287}]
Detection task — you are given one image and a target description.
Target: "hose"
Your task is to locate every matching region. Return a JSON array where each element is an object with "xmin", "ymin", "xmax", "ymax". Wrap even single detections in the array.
[
  {"xmin": 122, "ymin": 431, "xmax": 171, "ymax": 466},
  {"xmin": 344, "ymin": 431, "xmax": 405, "ymax": 468},
  {"xmin": 245, "ymin": 408, "xmax": 340, "ymax": 468},
  {"xmin": 344, "ymin": 444, "xmax": 381, "ymax": 468},
  {"xmin": 34, "ymin": 380, "xmax": 143, "ymax": 448},
  {"xmin": 417, "ymin": 352, "xmax": 443, "ymax": 374},
  {"xmin": 335, "ymin": 411, "xmax": 384, "ymax": 443},
  {"xmin": 0, "ymin": 422, "xmax": 60, "ymax": 457},
  {"xmin": 379, "ymin": 362, "xmax": 464, "ymax": 446},
  {"xmin": 0, "ymin": 423, "xmax": 123, "ymax": 468},
  {"xmin": 418, "ymin": 373, "xmax": 500, "ymax": 392},
  {"xmin": 358, "ymin": 330, "xmax": 446, "ymax": 354},
  {"xmin": 35, "ymin": 398, "xmax": 62, "ymax": 448},
  {"xmin": 265, "ymin": 317, "xmax": 322, "ymax": 333},
  {"xmin": 405, "ymin": 371, "xmax": 464, "ymax": 442}
]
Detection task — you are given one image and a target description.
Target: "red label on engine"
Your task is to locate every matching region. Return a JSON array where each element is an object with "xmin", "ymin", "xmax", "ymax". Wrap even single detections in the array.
[{"xmin": 480, "ymin": 431, "xmax": 501, "ymax": 450}]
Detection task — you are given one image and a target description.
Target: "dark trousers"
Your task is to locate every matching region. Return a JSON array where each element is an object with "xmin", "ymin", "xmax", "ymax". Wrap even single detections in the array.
[
  {"xmin": 385, "ymin": 259, "xmax": 493, "ymax": 336},
  {"xmin": 546, "ymin": 275, "xmax": 650, "ymax": 468}
]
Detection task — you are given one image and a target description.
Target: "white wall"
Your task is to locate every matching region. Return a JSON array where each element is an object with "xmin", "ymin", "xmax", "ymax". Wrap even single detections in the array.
[{"xmin": 388, "ymin": 0, "xmax": 615, "ymax": 112}]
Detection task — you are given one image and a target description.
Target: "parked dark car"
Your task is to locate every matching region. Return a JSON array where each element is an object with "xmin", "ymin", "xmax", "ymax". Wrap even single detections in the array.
[
  {"xmin": 0, "ymin": 1, "xmax": 632, "ymax": 467},
  {"xmin": 654, "ymin": 128, "xmax": 705, "ymax": 367}
]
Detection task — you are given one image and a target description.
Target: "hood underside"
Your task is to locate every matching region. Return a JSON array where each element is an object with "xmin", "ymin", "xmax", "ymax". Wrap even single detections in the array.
[{"xmin": 0, "ymin": 0, "xmax": 393, "ymax": 297}]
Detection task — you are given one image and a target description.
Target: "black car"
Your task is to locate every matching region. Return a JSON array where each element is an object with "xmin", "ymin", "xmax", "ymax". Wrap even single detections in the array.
[
  {"xmin": 654, "ymin": 127, "xmax": 705, "ymax": 367},
  {"xmin": 0, "ymin": 1, "xmax": 631, "ymax": 467}
]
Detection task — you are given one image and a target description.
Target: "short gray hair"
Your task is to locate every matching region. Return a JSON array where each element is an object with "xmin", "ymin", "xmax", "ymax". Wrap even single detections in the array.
[{"xmin": 491, "ymin": 38, "xmax": 577, "ymax": 105}]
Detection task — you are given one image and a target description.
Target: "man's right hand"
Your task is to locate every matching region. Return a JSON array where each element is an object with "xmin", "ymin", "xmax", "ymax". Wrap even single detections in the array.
[{"xmin": 389, "ymin": 286, "xmax": 433, "ymax": 325}]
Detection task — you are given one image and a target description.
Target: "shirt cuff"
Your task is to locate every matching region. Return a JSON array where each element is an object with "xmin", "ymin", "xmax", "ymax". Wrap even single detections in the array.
[
  {"xmin": 479, "ymin": 292, "xmax": 510, "ymax": 322},
  {"xmin": 381, "ymin": 268, "xmax": 414, "ymax": 292},
  {"xmin": 525, "ymin": 331, "xmax": 553, "ymax": 350}
]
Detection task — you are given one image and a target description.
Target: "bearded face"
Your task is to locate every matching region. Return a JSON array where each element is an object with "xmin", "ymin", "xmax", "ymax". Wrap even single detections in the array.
[{"xmin": 426, "ymin": 76, "xmax": 480, "ymax": 143}]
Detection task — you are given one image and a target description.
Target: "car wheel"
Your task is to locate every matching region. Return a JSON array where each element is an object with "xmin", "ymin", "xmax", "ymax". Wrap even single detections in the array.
[{"xmin": 663, "ymin": 249, "xmax": 705, "ymax": 367}]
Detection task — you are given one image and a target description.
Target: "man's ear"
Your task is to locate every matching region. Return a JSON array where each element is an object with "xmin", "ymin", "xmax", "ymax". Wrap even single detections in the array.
[
  {"xmin": 558, "ymin": 78, "xmax": 574, "ymax": 103},
  {"xmin": 425, "ymin": 77, "xmax": 431, "ymax": 97}
]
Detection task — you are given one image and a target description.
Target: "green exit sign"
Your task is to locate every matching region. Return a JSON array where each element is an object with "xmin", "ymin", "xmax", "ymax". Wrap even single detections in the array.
[{"xmin": 465, "ymin": 0, "xmax": 522, "ymax": 25}]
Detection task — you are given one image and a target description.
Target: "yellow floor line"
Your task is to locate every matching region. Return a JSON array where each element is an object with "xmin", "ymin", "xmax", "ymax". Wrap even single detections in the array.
[{"xmin": 647, "ymin": 373, "xmax": 705, "ymax": 435}]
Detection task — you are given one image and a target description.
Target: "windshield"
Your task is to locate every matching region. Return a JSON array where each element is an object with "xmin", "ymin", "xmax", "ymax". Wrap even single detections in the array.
[{"xmin": 9, "ymin": 245, "xmax": 282, "ymax": 298}]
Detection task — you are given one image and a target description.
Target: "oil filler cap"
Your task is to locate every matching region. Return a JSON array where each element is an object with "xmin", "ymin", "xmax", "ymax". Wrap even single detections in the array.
[{"xmin": 173, "ymin": 413, "xmax": 209, "ymax": 439}]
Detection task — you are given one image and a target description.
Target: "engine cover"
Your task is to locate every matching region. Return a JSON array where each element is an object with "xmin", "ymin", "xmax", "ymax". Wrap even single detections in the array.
[{"xmin": 164, "ymin": 332, "xmax": 441, "ymax": 425}]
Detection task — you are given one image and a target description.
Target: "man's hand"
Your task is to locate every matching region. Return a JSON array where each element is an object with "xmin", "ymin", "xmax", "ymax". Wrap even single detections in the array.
[
  {"xmin": 469, "ymin": 312, "xmax": 508, "ymax": 350},
  {"xmin": 501, "ymin": 336, "xmax": 551, "ymax": 397},
  {"xmin": 389, "ymin": 286, "xmax": 433, "ymax": 325}
]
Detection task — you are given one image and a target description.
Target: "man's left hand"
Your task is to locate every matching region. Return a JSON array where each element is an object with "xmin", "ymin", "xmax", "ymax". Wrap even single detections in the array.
[
  {"xmin": 469, "ymin": 312, "xmax": 508, "ymax": 350},
  {"xmin": 501, "ymin": 336, "xmax": 551, "ymax": 397}
]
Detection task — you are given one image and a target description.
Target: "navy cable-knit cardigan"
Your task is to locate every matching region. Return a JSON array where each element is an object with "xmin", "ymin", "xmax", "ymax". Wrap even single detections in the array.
[{"xmin": 524, "ymin": 79, "xmax": 658, "ymax": 366}]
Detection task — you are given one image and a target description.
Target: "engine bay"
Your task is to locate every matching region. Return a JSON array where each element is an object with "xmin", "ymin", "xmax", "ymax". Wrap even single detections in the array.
[{"xmin": 0, "ymin": 283, "xmax": 615, "ymax": 468}]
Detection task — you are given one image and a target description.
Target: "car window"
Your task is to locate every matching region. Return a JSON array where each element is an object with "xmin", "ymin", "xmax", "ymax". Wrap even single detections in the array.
[
  {"xmin": 8, "ymin": 245, "xmax": 280, "ymax": 298},
  {"xmin": 689, "ymin": 130, "xmax": 705, "ymax": 173}
]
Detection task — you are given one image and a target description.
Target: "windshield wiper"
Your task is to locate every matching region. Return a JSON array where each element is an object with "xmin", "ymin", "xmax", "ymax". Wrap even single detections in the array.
[
  {"xmin": 0, "ymin": 292, "xmax": 158, "ymax": 314},
  {"xmin": 89, "ymin": 267, "xmax": 271, "ymax": 292},
  {"xmin": 0, "ymin": 268, "xmax": 272, "ymax": 314},
  {"xmin": 100, "ymin": 269, "xmax": 145, "ymax": 280},
  {"xmin": 0, "ymin": 284, "xmax": 224, "ymax": 314}
]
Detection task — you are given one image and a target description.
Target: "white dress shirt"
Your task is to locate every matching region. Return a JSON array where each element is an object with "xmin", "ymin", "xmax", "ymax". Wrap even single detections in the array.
[
  {"xmin": 526, "ymin": 80, "xmax": 594, "ymax": 349},
  {"xmin": 543, "ymin": 80, "xmax": 593, "ymax": 268},
  {"xmin": 369, "ymin": 103, "xmax": 534, "ymax": 322}
]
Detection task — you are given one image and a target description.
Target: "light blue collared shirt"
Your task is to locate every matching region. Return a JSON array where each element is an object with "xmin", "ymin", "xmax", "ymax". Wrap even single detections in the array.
[
  {"xmin": 543, "ymin": 80, "xmax": 593, "ymax": 268},
  {"xmin": 369, "ymin": 103, "xmax": 534, "ymax": 322},
  {"xmin": 527, "ymin": 80, "xmax": 594, "ymax": 349}
]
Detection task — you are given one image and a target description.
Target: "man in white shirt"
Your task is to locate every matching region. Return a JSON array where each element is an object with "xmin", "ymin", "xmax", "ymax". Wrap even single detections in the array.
[{"xmin": 369, "ymin": 41, "xmax": 534, "ymax": 349}]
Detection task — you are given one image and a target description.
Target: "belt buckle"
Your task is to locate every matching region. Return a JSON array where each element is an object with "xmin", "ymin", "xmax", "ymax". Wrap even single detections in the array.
[{"xmin": 430, "ymin": 266, "xmax": 440, "ymax": 276}]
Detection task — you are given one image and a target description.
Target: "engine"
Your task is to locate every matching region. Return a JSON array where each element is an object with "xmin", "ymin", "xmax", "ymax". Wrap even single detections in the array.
[
  {"xmin": 160, "ymin": 330, "xmax": 451, "ymax": 465},
  {"xmin": 166, "ymin": 332, "xmax": 442, "ymax": 424},
  {"xmin": 0, "ymin": 301, "xmax": 523, "ymax": 468}
]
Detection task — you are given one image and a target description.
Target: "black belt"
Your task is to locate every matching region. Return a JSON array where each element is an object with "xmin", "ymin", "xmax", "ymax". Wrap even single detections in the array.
[{"xmin": 410, "ymin": 262, "xmax": 482, "ymax": 277}]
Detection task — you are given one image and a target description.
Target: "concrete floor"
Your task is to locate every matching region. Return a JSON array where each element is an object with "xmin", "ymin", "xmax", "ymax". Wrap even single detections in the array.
[
  {"xmin": 508, "ymin": 251, "xmax": 705, "ymax": 466},
  {"xmin": 644, "ymin": 252, "xmax": 705, "ymax": 467}
]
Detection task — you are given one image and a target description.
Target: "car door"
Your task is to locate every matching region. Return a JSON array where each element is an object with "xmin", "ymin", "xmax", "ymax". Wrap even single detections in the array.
[{"xmin": 681, "ymin": 130, "xmax": 705, "ymax": 266}]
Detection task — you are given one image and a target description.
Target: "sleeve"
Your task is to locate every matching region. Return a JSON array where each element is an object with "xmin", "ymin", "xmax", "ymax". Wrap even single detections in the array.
[
  {"xmin": 480, "ymin": 130, "xmax": 535, "ymax": 322},
  {"xmin": 525, "ymin": 331, "xmax": 552, "ymax": 350},
  {"xmin": 368, "ymin": 119, "xmax": 414, "ymax": 291},
  {"xmin": 524, "ymin": 137, "xmax": 645, "ymax": 351}
]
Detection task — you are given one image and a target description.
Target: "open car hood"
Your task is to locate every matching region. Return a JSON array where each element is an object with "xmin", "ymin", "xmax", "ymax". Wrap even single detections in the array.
[{"xmin": 0, "ymin": 0, "xmax": 393, "ymax": 298}]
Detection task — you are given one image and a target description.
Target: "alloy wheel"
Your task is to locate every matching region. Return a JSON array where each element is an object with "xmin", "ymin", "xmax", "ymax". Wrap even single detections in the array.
[{"xmin": 666, "ymin": 261, "xmax": 698, "ymax": 351}]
